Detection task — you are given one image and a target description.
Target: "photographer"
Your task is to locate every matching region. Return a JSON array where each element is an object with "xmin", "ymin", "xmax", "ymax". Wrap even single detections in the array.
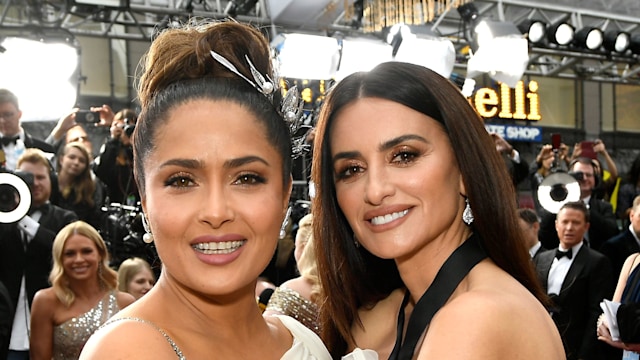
[
  {"xmin": 92, "ymin": 108, "xmax": 139, "ymax": 206},
  {"xmin": 538, "ymin": 157, "xmax": 620, "ymax": 252},
  {"xmin": 0, "ymin": 148, "xmax": 77, "ymax": 359},
  {"xmin": 45, "ymin": 108, "xmax": 95, "ymax": 157}
]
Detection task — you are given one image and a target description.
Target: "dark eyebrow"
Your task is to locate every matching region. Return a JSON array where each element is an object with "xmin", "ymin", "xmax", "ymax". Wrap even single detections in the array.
[
  {"xmin": 332, "ymin": 151, "xmax": 361, "ymax": 164},
  {"xmin": 379, "ymin": 134, "xmax": 428, "ymax": 152},
  {"xmin": 159, "ymin": 158, "xmax": 204, "ymax": 169},
  {"xmin": 332, "ymin": 134, "xmax": 428, "ymax": 165},
  {"xmin": 224, "ymin": 156, "xmax": 269, "ymax": 169},
  {"xmin": 159, "ymin": 156, "xmax": 269, "ymax": 170}
]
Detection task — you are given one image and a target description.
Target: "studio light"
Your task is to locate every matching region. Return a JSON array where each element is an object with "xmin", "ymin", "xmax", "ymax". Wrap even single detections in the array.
[
  {"xmin": 385, "ymin": 23, "xmax": 409, "ymax": 56},
  {"xmin": 457, "ymin": 1, "xmax": 529, "ymax": 88},
  {"xmin": 0, "ymin": 37, "xmax": 78, "ymax": 121},
  {"xmin": 466, "ymin": 19, "xmax": 529, "ymax": 88},
  {"xmin": 382, "ymin": 24, "xmax": 455, "ymax": 78},
  {"xmin": 393, "ymin": 31, "xmax": 455, "ymax": 79},
  {"xmin": 547, "ymin": 21, "xmax": 575, "ymax": 46},
  {"xmin": 336, "ymin": 37, "xmax": 392, "ymax": 80},
  {"xmin": 603, "ymin": 30, "xmax": 631, "ymax": 53},
  {"xmin": 518, "ymin": 19, "xmax": 547, "ymax": 45},
  {"xmin": 630, "ymin": 33, "xmax": 640, "ymax": 55},
  {"xmin": 272, "ymin": 33, "xmax": 340, "ymax": 80},
  {"xmin": 574, "ymin": 27, "xmax": 604, "ymax": 50}
]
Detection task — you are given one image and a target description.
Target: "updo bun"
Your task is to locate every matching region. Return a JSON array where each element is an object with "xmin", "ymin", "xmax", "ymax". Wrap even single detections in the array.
[
  {"xmin": 137, "ymin": 20, "xmax": 273, "ymax": 108},
  {"xmin": 133, "ymin": 20, "xmax": 292, "ymax": 197}
]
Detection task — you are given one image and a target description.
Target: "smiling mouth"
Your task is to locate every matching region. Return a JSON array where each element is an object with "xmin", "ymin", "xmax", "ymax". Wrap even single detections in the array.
[
  {"xmin": 370, "ymin": 210, "xmax": 409, "ymax": 226},
  {"xmin": 192, "ymin": 240, "xmax": 246, "ymax": 255}
]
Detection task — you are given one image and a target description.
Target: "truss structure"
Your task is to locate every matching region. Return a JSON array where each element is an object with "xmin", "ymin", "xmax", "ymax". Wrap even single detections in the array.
[{"xmin": 2, "ymin": 0, "xmax": 640, "ymax": 84}]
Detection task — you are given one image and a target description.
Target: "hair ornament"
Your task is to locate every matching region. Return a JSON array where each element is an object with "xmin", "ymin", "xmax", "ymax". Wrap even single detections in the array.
[
  {"xmin": 210, "ymin": 50, "xmax": 275, "ymax": 97},
  {"xmin": 281, "ymin": 85, "xmax": 305, "ymax": 132},
  {"xmin": 209, "ymin": 49, "xmax": 310, "ymax": 159}
]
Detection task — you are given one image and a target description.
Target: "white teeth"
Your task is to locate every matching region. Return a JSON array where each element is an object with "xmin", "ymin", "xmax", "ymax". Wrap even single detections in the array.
[
  {"xmin": 371, "ymin": 210, "xmax": 409, "ymax": 225},
  {"xmin": 192, "ymin": 241, "xmax": 246, "ymax": 254}
]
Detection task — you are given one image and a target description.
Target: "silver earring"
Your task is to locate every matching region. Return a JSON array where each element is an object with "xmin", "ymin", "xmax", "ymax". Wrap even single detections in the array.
[
  {"xmin": 353, "ymin": 234, "xmax": 361, "ymax": 248},
  {"xmin": 141, "ymin": 213, "xmax": 154, "ymax": 244},
  {"xmin": 279, "ymin": 207, "xmax": 292, "ymax": 240},
  {"xmin": 462, "ymin": 197, "xmax": 474, "ymax": 225}
]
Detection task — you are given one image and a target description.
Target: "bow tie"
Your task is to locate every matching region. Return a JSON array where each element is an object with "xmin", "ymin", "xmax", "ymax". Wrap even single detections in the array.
[
  {"xmin": 28, "ymin": 204, "xmax": 48, "ymax": 216},
  {"xmin": 0, "ymin": 136, "xmax": 19, "ymax": 146},
  {"xmin": 555, "ymin": 248, "xmax": 572, "ymax": 260}
]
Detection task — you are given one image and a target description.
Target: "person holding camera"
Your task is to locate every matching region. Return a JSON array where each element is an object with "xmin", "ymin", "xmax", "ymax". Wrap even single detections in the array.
[
  {"xmin": 571, "ymin": 139, "xmax": 620, "ymax": 205},
  {"xmin": 538, "ymin": 157, "xmax": 620, "ymax": 251},
  {"xmin": 45, "ymin": 108, "xmax": 96, "ymax": 157},
  {"xmin": 0, "ymin": 89, "xmax": 53, "ymax": 171},
  {"xmin": 0, "ymin": 148, "xmax": 77, "ymax": 360},
  {"xmin": 92, "ymin": 108, "xmax": 139, "ymax": 206}
]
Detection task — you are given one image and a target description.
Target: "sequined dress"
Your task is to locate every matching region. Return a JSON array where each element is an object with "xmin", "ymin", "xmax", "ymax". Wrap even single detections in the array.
[
  {"xmin": 265, "ymin": 286, "xmax": 320, "ymax": 335},
  {"xmin": 53, "ymin": 291, "xmax": 120, "ymax": 360}
]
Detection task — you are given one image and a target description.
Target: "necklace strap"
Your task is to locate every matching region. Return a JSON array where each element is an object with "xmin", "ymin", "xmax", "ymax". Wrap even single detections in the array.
[{"xmin": 388, "ymin": 234, "xmax": 487, "ymax": 360}]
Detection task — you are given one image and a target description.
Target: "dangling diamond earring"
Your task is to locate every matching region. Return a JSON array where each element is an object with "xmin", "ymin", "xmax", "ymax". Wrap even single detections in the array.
[
  {"xmin": 279, "ymin": 207, "xmax": 292, "ymax": 239},
  {"xmin": 353, "ymin": 234, "xmax": 361, "ymax": 248},
  {"xmin": 141, "ymin": 213, "xmax": 154, "ymax": 244},
  {"xmin": 462, "ymin": 197, "xmax": 474, "ymax": 225}
]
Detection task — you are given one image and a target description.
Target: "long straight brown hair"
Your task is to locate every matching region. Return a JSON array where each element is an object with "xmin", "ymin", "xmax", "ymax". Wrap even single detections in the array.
[{"xmin": 312, "ymin": 62, "xmax": 546, "ymax": 358}]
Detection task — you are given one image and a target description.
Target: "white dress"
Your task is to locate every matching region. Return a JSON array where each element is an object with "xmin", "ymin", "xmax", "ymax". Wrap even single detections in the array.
[
  {"xmin": 95, "ymin": 315, "xmax": 376, "ymax": 359},
  {"xmin": 276, "ymin": 315, "xmax": 377, "ymax": 360}
]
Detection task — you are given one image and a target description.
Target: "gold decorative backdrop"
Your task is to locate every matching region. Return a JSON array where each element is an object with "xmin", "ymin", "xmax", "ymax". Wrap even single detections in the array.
[{"xmin": 345, "ymin": 0, "xmax": 473, "ymax": 33}]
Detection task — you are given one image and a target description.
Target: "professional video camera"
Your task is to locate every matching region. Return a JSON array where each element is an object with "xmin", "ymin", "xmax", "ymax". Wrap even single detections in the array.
[
  {"xmin": 0, "ymin": 168, "xmax": 33, "ymax": 224},
  {"xmin": 100, "ymin": 202, "xmax": 158, "ymax": 269}
]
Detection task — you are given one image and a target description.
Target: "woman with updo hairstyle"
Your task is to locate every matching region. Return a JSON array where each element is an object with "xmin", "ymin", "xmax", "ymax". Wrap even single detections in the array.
[
  {"xmin": 117, "ymin": 257, "xmax": 155, "ymax": 301},
  {"xmin": 29, "ymin": 221, "xmax": 134, "ymax": 360},
  {"xmin": 80, "ymin": 20, "xmax": 333, "ymax": 359},
  {"xmin": 56, "ymin": 142, "xmax": 103, "ymax": 227}
]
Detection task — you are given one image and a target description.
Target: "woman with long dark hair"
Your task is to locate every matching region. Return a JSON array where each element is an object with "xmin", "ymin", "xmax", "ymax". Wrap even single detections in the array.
[{"xmin": 312, "ymin": 62, "xmax": 565, "ymax": 359}]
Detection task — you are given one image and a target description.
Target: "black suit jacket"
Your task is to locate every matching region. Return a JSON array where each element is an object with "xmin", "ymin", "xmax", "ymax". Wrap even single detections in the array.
[
  {"xmin": 0, "ymin": 203, "xmax": 76, "ymax": 354},
  {"xmin": 539, "ymin": 197, "xmax": 620, "ymax": 251},
  {"xmin": 534, "ymin": 245, "xmax": 614, "ymax": 360},
  {"xmin": 0, "ymin": 281, "xmax": 12, "ymax": 360},
  {"xmin": 599, "ymin": 228, "xmax": 640, "ymax": 280},
  {"xmin": 22, "ymin": 131, "xmax": 54, "ymax": 154}
]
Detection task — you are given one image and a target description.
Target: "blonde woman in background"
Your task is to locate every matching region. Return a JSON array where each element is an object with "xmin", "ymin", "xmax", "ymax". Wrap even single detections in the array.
[
  {"xmin": 265, "ymin": 213, "xmax": 321, "ymax": 335},
  {"xmin": 29, "ymin": 221, "xmax": 134, "ymax": 360},
  {"xmin": 117, "ymin": 257, "xmax": 156, "ymax": 301}
]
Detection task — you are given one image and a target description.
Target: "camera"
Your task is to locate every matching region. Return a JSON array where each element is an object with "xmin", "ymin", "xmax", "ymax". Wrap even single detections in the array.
[
  {"xmin": 569, "ymin": 171, "xmax": 584, "ymax": 181},
  {"xmin": 76, "ymin": 110, "xmax": 100, "ymax": 124},
  {"xmin": 0, "ymin": 169, "xmax": 34, "ymax": 223}
]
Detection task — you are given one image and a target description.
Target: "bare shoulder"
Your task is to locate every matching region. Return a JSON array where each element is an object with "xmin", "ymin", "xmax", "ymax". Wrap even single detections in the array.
[
  {"xmin": 80, "ymin": 317, "xmax": 180, "ymax": 360},
  {"xmin": 33, "ymin": 287, "xmax": 58, "ymax": 305},
  {"xmin": 279, "ymin": 277, "xmax": 312, "ymax": 299},
  {"xmin": 115, "ymin": 291, "xmax": 136, "ymax": 309},
  {"xmin": 418, "ymin": 267, "xmax": 564, "ymax": 359},
  {"xmin": 350, "ymin": 288, "xmax": 406, "ymax": 358}
]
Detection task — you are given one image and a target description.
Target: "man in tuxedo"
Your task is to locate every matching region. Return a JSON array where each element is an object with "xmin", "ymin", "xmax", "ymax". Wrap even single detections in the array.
[
  {"xmin": 517, "ymin": 208, "xmax": 546, "ymax": 259},
  {"xmin": 539, "ymin": 157, "xmax": 620, "ymax": 251},
  {"xmin": 600, "ymin": 195, "xmax": 640, "ymax": 278},
  {"xmin": 534, "ymin": 201, "xmax": 614, "ymax": 360},
  {"xmin": 0, "ymin": 89, "xmax": 53, "ymax": 170},
  {"xmin": 0, "ymin": 148, "xmax": 77, "ymax": 359}
]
